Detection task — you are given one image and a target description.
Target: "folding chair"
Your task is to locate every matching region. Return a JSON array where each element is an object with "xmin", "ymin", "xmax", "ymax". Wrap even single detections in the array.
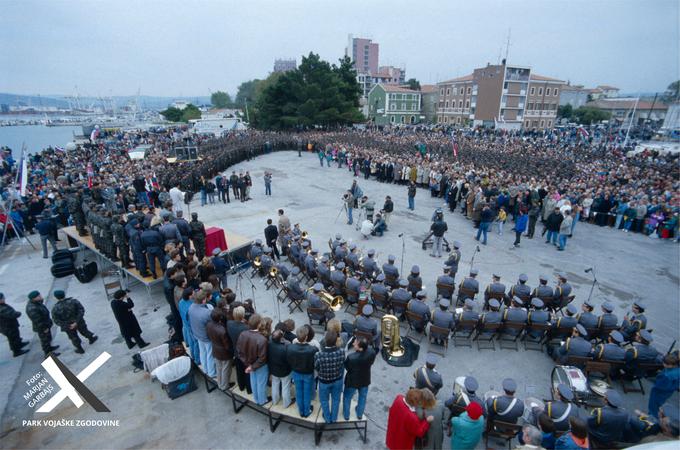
[
  {"xmin": 555, "ymin": 295, "xmax": 576, "ymax": 316},
  {"xmin": 497, "ymin": 322, "xmax": 525, "ymax": 351},
  {"xmin": 452, "ymin": 319, "xmax": 478, "ymax": 348},
  {"xmin": 428, "ymin": 324, "xmax": 451, "ymax": 356},
  {"xmin": 344, "ymin": 288, "xmax": 360, "ymax": 314},
  {"xmin": 436, "ymin": 282, "xmax": 454, "ymax": 300},
  {"xmin": 405, "ymin": 311, "xmax": 426, "ymax": 342},
  {"xmin": 286, "ymin": 291, "xmax": 304, "ymax": 314},
  {"xmin": 474, "ymin": 322, "xmax": 501, "ymax": 350},
  {"xmin": 523, "ymin": 323, "xmax": 550, "ymax": 351},
  {"xmin": 621, "ymin": 361, "xmax": 663, "ymax": 395},
  {"xmin": 307, "ymin": 307, "xmax": 326, "ymax": 332},
  {"xmin": 370, "ymin": 291, "xmax": 390, "ymax": 316},
  {"xmin": 384, "ymin": 274, "xmax": 399, "ymax": 290},
  {"xmin": 456, "ymin": 286, "xmax": 477, "ymax": 307},
  {"xmin": 485, "ymin": 419, "xmax": 522, "ymax": 450},
  {"xmin": 565, "ymin": 355, "xmax": 592, "ymax": 370}
]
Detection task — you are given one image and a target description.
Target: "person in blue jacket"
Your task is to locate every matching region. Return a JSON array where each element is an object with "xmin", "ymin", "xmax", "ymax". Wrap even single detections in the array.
[
  {"xmin": 513, "ymin": 207, "xmax": 529, "ymax": 248},
  {"xmin": 649, "ymin": 352, "xmax": 680, "ymax": 418}
]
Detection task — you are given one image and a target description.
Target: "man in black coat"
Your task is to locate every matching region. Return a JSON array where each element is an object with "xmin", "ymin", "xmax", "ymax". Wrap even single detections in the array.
[
  {"xmin": 545, "ymin": 207, "xmax": 563, "ymax": 245},
  {"xmin": 110, "ymin": 290, "xmax": 148, "ymax": 349},
  {"xmin": 0, "ymin": 292, "xmax": 29, "ymax": 357},
  {"xmin": 268, "ymin": 329, "xmax": 292, "ymax": 408},
  {"xmin": 342, "ymin": 337, "xmax": 376, "ymax": 420},
  {"xmin": 25, "ymin": 291, "xmax": 59, "ymax": 357},
  {"xmin": 264, "ymin": 218, "xmax": 280, "ymax": 261}
]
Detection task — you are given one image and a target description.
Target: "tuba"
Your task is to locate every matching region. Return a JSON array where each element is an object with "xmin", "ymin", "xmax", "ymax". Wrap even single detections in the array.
[
  {"xmin": 301, "ymin": 231, "xmax": 309, "ymax": 240},
  {"xmin": 319, "ymin": 290, "xmax": 344, "ymax": 312},
  {"xmin": 269, "ymin": 266, "xmax": 278, "ymax": 278},
  {"xmin": 381, "ymin": 315, "xmax": 405, "ymax": 357},
  {"xmin": 253, "ymin": 255, "xmax": 262, "ymax": 268}
]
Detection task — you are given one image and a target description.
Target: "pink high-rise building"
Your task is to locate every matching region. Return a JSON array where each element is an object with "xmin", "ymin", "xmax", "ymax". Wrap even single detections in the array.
[{"xmin": 345, "ymin": 34, "xmax": 379, "ymax": 74}]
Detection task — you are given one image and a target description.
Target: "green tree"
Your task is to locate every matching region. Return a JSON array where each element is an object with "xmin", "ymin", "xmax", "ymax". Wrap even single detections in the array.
[
  {"xmin": 557, "ymin": 104, "xmax": 573, "ymax": 119},
  {"xmin": 160, "ymin": 104, "xmax": 201, "ymax": 122},
  {"xmin": 405, "ymin": 78, "xmax": 421, "ymax": 91},
  {"xmin": 573, "ymin": 106, "xmax": 610, "ymax": 125},
  {"xmin": 254, "ymin": 52, "xmax": 363, "ymax": 130},
  {"xmin": 234, "ymin": 80, "xmax": 261, "ymax": 108},
  {"xmin": 661, "ymin": 80, "xmax": 679, "ymax": 103},
  {"xmin": 210, "ymin": 91, "xmax": 232, "ymax": 108}
]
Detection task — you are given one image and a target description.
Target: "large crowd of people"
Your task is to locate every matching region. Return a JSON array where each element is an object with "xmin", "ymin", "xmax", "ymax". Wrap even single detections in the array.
[{"xmin": 0, "ymin": 123, "xmax": 678, "ymax": 449}]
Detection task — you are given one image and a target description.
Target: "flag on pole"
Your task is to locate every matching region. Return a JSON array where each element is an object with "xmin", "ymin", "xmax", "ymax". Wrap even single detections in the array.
[
  {"xmin": 451, "ymin": 132, "xmax": 459, "ymax": 158},
  {"xmin": 19, "ymin": 148, "xmax": 28, "ymax": 196},
  {"xmin": 86, "ymin": 162, "xmax": 94, "ymax": 188},
  {"xmin": 54, "ymin": 146, "xmax": 65, "ymax": 152}
]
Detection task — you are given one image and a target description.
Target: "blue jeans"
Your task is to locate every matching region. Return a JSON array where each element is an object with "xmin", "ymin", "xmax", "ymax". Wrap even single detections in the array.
[
  {"xmin": 347, "ymin": 207, "xmax": 353, "ymax": 224},
  {"xmin": 197, "ymin": 339, "xmax": 215, "ymax": 377},
  {"xmin": 476, "ymin": 222, "xmax": 490, "ymax": 244},
  {"xmin": 546, "ymin": 230, "xmax": 558, "ymax": 244},
  {"xmin": 571, "ymin": 212, "xmax": 580, "ymax": 234},
  {"xmin": 326, "ymin": 158, "xmax": 331, "ymax": 167},
  {"xmin": 200, "ymin": 190, "xmax": 207, "ymax": 206},
  {"xmin": 624, "ymin": 219, "xmax": 634, "ymax": 231},
  {"xmin": 249, "ymin": 365, "xmax": 269, "ymax": 405},
  {"xmin": 182, "ymin": 325, "xmax": 200, "ymax": 365},
  {"xmin": 558, "ymin": 234, "xmax": 568, "ymax": 250},
  {"xmin": 292, "ymin": 372, "xmax": 314, "ymax": 417},
  {"xmin": 408, "ymin": 196, "xmax": 415, "ymax": 210},
  {"xmin": 137, "ymin": 191, "xmax": 149, "ymax": 206},
  {"xmin": 319, "ymin": 157, "xmax": 324, "ymax": 167},
  {"xmin": 615, "ymin": 214, "xmax": 624, "ymax": 229},
  {"xmin": 265, "ymin": 184, "xmax": 271, "ymax": 195},
  {"xmin": 343, "ymin": 386, "xmax": 368, "ymax": 420},
  {"xmin": 318, "ymin": 378, "xmax": 343, "ymax": 423}
]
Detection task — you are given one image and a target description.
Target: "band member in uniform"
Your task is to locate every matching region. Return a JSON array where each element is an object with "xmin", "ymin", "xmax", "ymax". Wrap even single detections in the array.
[
  {"xmin": 624, "ymin": 330, "xmax": 663, "ymax": 375},
  {"xmin": 485, "ymin": 378, "xmax": 524, "ymax": 424},
  {"xmin": 430, "ymin": 299, "xmax": 455, "ymax": 344},
  {"xmin": 347, "ymin": 304, "xmax": 380, "ymax": 349},
  {"xmin": 330, "ymin": 234, "xmax": 342, "ymax": 253},
  {"xmin": 587, "ymin": 390, "xmax": 629, "ymax": 446},
  {"xmin": 306, "ymin": 283, "xmax": 334, "ymax": 324},
  {"xmin": 330, "ymin": 262, "xmax": 347, "ymax": 291},
  {"xmin": 370, "ymin": 274, "xmax": 390, "ymax": 310},
  {"xmin": 334, "ymin": 240, "xmax": 348, "ymax": 264},
  {"xmin": 552, "ymin": 324, "xmax": 592, "ymax": 364},
  {"xmin": 620, "ymin": 300, "xmax": 647, "ymax": 341},
  {"xmin": 484, "ymin": 273, "xmax": 505, "ymax": 307},
  {"xmin": 407, "ymin": 265, "xmax": 423, "ymax": 298},
  {"xmin": 347, "ymin": 244, "xmax": 360, "ymax": 272},
  {"xmin": 501, "ymin": 297, "xmax": 528, "ymax": 337},
  {"xmin": 577, "ymin": 299, "xmax": 598, "ymax": 329},
  {"xmin": 445, "ymin": 376, "xmax": 481, "ymax": 417},
  {"xmin": 598, "ymin": 302, "xmax": 619, "ymax": 329},
  {"xmin": 414, "ymin": 353, "xmax": 443, "ymax": 396},
  {"xmin": 408, "ymin": 291, "xmax": 431, "ymax": 333},
  {"xmin": 286, "ymin": 267, "xmax": 305, "ymax": 302},
  {"xmin": 436, "ymin": 266, "xmax": 455, "ymax": 300},
  {"xmin": 541, "ymin": 384, "xmax": 578, "ymax": 432},
  {"xmin": 361, "ymin": 249, "xmax": 380, "ymax": 280},
  {"xmin": 531, "ymin": 274, "xmax": 554, "ymax": 301},
  {"xmin": 391, "ymin": 279, "xmax": 411, "ymax": 318},
  {"xmin": 553, "ymin": 272, "xmax": 572, "ymax": 305},
  {"xmin": 382, "ymin": 254, "xmax": 399, "ymax": 282},
  {"xmin": 316, "ymin": 255, "xmax": 331, "ymax": 288},
  {"xmin": 305, "ymin": 248, "xmax": 319, "ymax": 280},
  {"xmin": 479, "ymin": 299, "xmax": 502, "ymax": 337},
  {"xmin": 457, "ymin": 269, "xmax": 479, "ymax": 305},
  {"xmin": 507, "ymin": 274, "xmax": 531, "ymax": 302},
  {"xmin": 526, "ymin": 298, "xmax": 550, "ymax": 340},
  {"xmin": 593, "ymin": 330, "xmax": 626, "ymax": 366},
  {"xmin": 444, "ymin": 241, "xmax": 461, "ymax": 283}
]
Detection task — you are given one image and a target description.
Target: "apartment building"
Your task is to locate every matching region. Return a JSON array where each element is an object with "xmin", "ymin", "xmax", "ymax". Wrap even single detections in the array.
[
  {"xmin": 436, "ymin": 62, "xmax": 565, "ymax": 130},
  {"xmin": 367, "ymin": 84, "xmax": 422, "ymax": 126},
  {"xmin": 345, "ymin": 34, "xmax": 379, "ymax": 74}
]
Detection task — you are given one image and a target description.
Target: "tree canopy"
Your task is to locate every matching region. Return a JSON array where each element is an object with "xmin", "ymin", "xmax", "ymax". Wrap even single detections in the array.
[
  {"xmin": 662, "ymin": 80, "xmax": 679, "ymax": 104},
  {"xmin": 405, "ymin": 78, "xmax": 421, "ymax": 91},
  {"xmin": 572, "ymin": 106, "xmax": 610, "ymax": 124},
  {"xmin": 254, "ymin": 53, "xmax": 363, "ymax": 129},
  {"xmin": 210, "ymin": 91, "xmax": 233, "ymax": 108},
  {"xmin": 160, "ymin": 104, "xmax": 201, "ymax": 122}
]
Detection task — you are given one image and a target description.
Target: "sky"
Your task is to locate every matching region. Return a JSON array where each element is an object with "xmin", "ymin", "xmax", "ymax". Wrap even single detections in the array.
[{"xmin": 1, "ymin": 0, "xmax": 678, "ymax": 97}]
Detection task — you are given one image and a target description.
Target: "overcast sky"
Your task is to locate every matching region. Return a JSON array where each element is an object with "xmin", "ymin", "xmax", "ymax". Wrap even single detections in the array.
[{"xmin": 1, "ymin": 0, "xmax": 678, "ymax": 97}]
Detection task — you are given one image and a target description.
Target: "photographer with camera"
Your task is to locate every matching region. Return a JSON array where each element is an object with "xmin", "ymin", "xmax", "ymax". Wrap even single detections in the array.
[
  {"xmin": 343, "ymin": 191, "xmax": 355, "ymax": 225},
  {"xmin": 430, "ymin": 209, "xmax": 448, "ymax": 258}
]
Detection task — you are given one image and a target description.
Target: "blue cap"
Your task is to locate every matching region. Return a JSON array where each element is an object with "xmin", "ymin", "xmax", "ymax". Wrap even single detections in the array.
[
  {"xmin": 539, "ymin": 274, "xmax": 548, "ymax": 282},
  {"xmin": 453, "ymin": 241, "xmax": 461, "ymax": 248},
  {"xmin": 320, "ymin": 255, "xmax": 329, "ymax": 263},
  {"xmin": 576, "ymin": 324, "xmax": 587, "ymax": 337},
  {"xmin": 584, "ymin": 299, "xmax": 594, "ymax": 308},
  {"xmin": 633, "ymin": 300, "xmax": 645, "ymax": 310},
  {"xmin": 470, "ymin": 268, "xmax": 478, "ymax": 276},
  {"xmin": 263, "ymin": 246, "xmax": 272, "ymax": 253},
  {"xmin": 464, "ymin": 298, "xmax": 475, "ymax": 309},
  {"xmin": 606, "ymin": 389, "xmax": 622, "ymax": 408},
  {"xmin": 349, "ymin": 243, "xmax": 357, "ymax": 250},
  {"xmin": 376, "ymin": 273, "xmax": 385, "ymax": 282},
  {"xmin": 489, "ymin": 299, "xmax": 501, "ymax": 309},
  {"xmin": 388, "ymin": 254, "xmax": 396, "ymax": 261},
  {"xmin": 335, "ymin": 233, "xmax": 342, "ymax": 240},
  {"xmin": 566, "ymin": 304, "xmax": 577, "ymax": 315},
  {"xmin": 519, "ymin": 274, "xmax": 528, "ymax": 282},
  {"xmin": 367, "ymin": 249, "xmax": 375, "ymax": 256},
  {"xmin": 426, "ymin": 353, "xmax": 439, "ymax": 365},
  {"xmin": 439, "ymin": 298, "xmax": 450, "ymax": 308},
  {"xmin": 336, "ymin": 262, "xmax": 345, "ymax": 269},
  {"xmin": 557, "ymin": 272, "xmax": 567, "ymax": 280},
  {"xmin": 464, "ymin": 376, "xmax": 479, "ymax": 393},
  {"xmin": 531, "ymin": 298, "xmax": 544, "ymax": 309},
  {"xmin": 362, "ymin": 305, "xmax": 373, "ymax": 316},
  {"xmin": 255, "ymin": 239, "xmax": 262, "ymax": 245},
  {"xmin": 291, "ymin": 267, "xmax": 300, "ymax": 275},
  {"xmin": 610, "ymin": 330, "xmax": 624, "ymax": 343},
  {"xmin": 512, "ymin": 296, "xmax": 524, "ymax": 306},
  {"xmin": 502, "ymin": 378, "xmax": 517, "ymax": 393},
  {"xmin": 602, "ymin": 302, "xmax": 613, "ymax": 312},
  {"xmin": 416, "ymin": 290, "xmax": 427, "ymax": 299},
  {"xmin": 399, "ymin": 279, "xmax": 408, "ymax": 287},
  {"xmin": 557, "ymin": 383, "xmax": 574, "ymax": 401},
  {"xmin": 313, "ymin": 283, "xmax": 323, "ymax": 292},
  {"xmin": 639, "ymin": 329, "xmax": 653, "ymax": 343},
  {"xmin": 411, "ymin": 265, "xmax": 420, "ymax": 274}
]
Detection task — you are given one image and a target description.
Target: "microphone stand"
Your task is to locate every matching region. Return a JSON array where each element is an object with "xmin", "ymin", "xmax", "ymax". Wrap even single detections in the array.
[
  {"xmin": 399, "ymin": 233, "xmax": 406, "ymax": 275},
  {"xmin": 586, "ymin": 268, "xmax": 598, "ymax": 304},
  {"xmin": 469, "ymin": 245, "xmax": 480, "ymax": 272}
]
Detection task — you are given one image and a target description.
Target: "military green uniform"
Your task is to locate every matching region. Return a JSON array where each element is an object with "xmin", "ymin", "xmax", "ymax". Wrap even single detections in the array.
[
  {"xmin": 0, "ymin": 302, "xmax": 25, "ymax": 355},
  {"xmin": 52, "ymin": 296, "xmax": 96, "ymax": 351},
  {"xmin": 101, "ymin": 214, "xmax": 115, "ymax": 259},
  {"xmin": 111, "ymin": 218, "xmax": 131, "ymax": 267},
  {"xmin": 190, "ymin": 217, "xmax": 207, "ymax": 260},
  {"xmin": 68, "ymin": 191, "xmax": 88, "ymax": 236},
  {"xmin": 25, "ymin": 299, "xmax": 56, "ymax": 355}
]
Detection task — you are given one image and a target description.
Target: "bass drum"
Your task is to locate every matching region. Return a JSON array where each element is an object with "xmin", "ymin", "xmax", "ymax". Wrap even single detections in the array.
[{"xmin": 551, "ymin": 365, "xmax": 589, "ymax": 398}]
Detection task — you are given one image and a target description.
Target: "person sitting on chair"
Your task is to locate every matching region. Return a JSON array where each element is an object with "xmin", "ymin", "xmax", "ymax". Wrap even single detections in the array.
[
  {"xmin": 407, "ymin": 291, "xmax": 431, "ymax": 333},
  {"xmin": 307, "ymin": 283, "xmax": 334, "ymax": 325},
  {"xmin": 430, "ymin": 298, "xmax": 455, "ymax": 344},
  {"xmin": 372, "ymin": 213, "xmax": 387, "ymax": 236}
]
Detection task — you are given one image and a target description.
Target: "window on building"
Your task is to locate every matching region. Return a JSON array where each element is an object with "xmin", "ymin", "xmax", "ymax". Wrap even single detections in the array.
[
  {"xmin": 547, "ymin": 120, "xmax": 552, "ymax": 128},
  {"xmin": 410, "ymin": 116, "xmax": 415, "ymax": 124},
  {"xmin": 465, "ymin": 100, "xmax": 470, "ymax": 109},
  {"xmin": 530, "ymin": 87, "xmax": 535, "ymax": 95},
  {"xmin": 458, "ymin": 100, "xmax": 463, "ymax": 108},
  {"xmin": 400, "ymin": 103, "xmax": 405, "ymax": 110},
  {"xmin": 456, "ymin": 117, "xmax": 461, "ymax": 124},
  {"xmin": 390, "ymin": 115, "xmax": 395, "ymax": 123},
  {"xmin": 446, "ymin": 88, "xmax": 451, "ymax": 96},
  {"xmin": 528, "ymin": 102, "xmax": 534, "ymax": 111},
  {"xmin": 467, "ymin": 87, "xmax": 471, "ymax": 95},
  {"xmin": 400, "ymin": 116, "xmax": 405, "ymax": 123},
  {"xmin": 445, "ymin": 101, "xmax": 449, "ymax": 108},
  {"xmin": 453, "ymin": 87, "xmax": 457, "ymax": 95},
  {"xmin": 504, "ymin": 82, "xmax": 508, "ymax": 89},
  {"xmin": 554, "ymin": 88, "xmax": 559, "ymax": 96},
  {"xmin": 538, "ymin": 87, "xmax": 543, "ymax": 96},
  {"xmin": 540, "ymin": 120, "xmax": 544, "ymax": 127},
  {"xmin": 390, "ymin": 103, "xmax": 396, "ymax": 110},
  {"xmin": 525, "ymin": 120, "xmax": 530, "ymax": 127},
  {"xmin": 532, "ymin": 120, "xmax": 538, "ymax": 127},
  {"xmin": 440, "ymin": 88, "xmax": 444, "ymax": 96},
  {"xmin": 546, "ymin": 88, "xmax": 551, "ymax": 96}
]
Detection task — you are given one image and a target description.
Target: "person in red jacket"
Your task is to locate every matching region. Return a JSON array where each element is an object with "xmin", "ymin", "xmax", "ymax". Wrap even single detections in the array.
[{"xmin": 386, "ymin": 388, "xmax": 433, "ymax": 450}]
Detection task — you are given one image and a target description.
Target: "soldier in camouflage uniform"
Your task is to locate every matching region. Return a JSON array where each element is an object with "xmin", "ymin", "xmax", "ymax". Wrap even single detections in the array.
[
  {"xmin": 51, "ymin": 290, "xmax": 98, "ymax": 354},
  {"xmin": 0, "ymin": 292, "xmax": 29, "ymax": 357},
  {"xmin": 190, "ymin": 212, "xmax": 207, "ymax": 260},
  {"xmin": 25, "ymin": 291, "xmax": 60, "ymax": 357},
  {"xmin": 67, "ymin": 188, "xmax": 88, "ymax": 236},
  {"xmin": 111, "ymin": 215, "xmax": 132, "ymax": 268},
  {"xmin": 101, "ymin": 210, "xmax": 115, "ymax": 259}
]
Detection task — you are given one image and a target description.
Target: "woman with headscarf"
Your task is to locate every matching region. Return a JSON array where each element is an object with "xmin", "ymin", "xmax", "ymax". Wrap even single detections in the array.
[{"xmin": 450, "ymin": 401, "xmax": 485, "ymax": 450}]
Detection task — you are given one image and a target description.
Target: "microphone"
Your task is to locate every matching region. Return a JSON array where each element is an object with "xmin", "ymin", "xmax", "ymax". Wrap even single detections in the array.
[
  {"xmin": 398, "ymin": 233, "xmax": 404, "ymax": 237},
  {"xmin": 585, "ymin": 268, "xmax": 593, "ymax": 273}
]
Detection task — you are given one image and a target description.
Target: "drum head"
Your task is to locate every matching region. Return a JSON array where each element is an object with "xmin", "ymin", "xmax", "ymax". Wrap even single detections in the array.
[
  {"xmin": 524, "ymin": 397, "xmax": 545, "ymax": 412},
  {"xmin": 483, "ymin": 390, "xmax": 501, "ymax": 403},
  {"xmin": 589, "ymin": 379, "xmax": 610, "ymax": 397}
]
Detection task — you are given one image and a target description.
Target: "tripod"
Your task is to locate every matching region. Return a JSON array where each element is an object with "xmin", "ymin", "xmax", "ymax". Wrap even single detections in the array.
[
  {"xmin": 333, "ymin": 202, "xmax": 347, "ymax": 224},
  {"xmin": 585, "ymin": 267, "xmax": 599, "ymax": 303},
  {"xmin": 469, "ymin": 245, "xmax": 481, "ymax": 272}
]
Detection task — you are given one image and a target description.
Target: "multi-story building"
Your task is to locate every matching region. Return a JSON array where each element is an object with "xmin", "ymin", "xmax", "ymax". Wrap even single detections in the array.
[
  {"xmin": 367, "ymin": 84, "xmax": 421, "ymax": 126},
  {"xmin": 560, "ymin": 84, "xmax": 590, "ymax": 108},
  {"xmin": 436, "ymin": 62, "xmax": 565, "ymax": 130},
  {"xmin": 357, "ymin": 66, "xmax": 406, "ymax": 99},
  {"xmin": 273, "ymin": 59, "xmax": 297, "ymax": 73},
  {"xmin": 586, "ymin": 98, "xmax": 668, "ymax": 125},
  {"xmin": 345, "ymin": 34, "xmax": 379, "ymax": 74},
  {"xmin": 420, "ymin": 85, "xmax": 439, "ymax": 124},
  {"xmin": 591, "ymin": 85, "xmax": 620, "ymax": 100}
]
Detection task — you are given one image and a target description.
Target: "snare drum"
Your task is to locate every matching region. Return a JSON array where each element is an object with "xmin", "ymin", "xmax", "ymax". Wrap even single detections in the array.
[{"xmin": 551, "ymin": 365, "xmax": 589, "ymax": 397}]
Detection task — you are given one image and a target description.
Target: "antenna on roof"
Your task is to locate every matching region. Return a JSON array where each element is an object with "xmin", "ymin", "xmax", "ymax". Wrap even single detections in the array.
[{"xmin": 504, "ymin": 28, "xmax": 511, "ymax": 64}]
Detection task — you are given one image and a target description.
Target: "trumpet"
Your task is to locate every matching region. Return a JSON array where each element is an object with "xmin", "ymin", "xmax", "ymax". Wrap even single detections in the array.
[
  {"xmin": 320, "ymin": 290, "xmax": 344, "ymax": 311},
  {"xmin": 381, "ymin": 315, "xmax": 405, "ymax": 357}
]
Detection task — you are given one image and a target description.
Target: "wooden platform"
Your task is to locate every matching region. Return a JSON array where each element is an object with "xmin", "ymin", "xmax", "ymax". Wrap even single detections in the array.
[{"xmin": 62, "ymin": 226, "xmax": 162, "ymax": 286}]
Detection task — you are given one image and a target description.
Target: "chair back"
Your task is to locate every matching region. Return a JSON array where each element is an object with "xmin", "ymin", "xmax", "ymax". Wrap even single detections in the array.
[
  {"xmin": 429, "ymin": 324, "xmax": 451, "ymax": 339},
  {"xmin": 405, "ymin": 311, "xmax": 425, "ymax": 331},
  {"xmin": 486, "ymin": 418, "xmax": 523, "ymax": 441},
  {"xmin": 371, "ymin": 291, "xmax": 388, "ymax": 309},
  {"xmin": 455, "ymin": 318, "xmax": 479, "ymax": 333},
  {"xmin": 332, "ymin": 280, "xmax": 345, "ymax": 296},
  {"xmin": 478, "ymin": 321, "xmax": 501, "ymax": 334},
  {"xmin": 547, "ymin": 326, "xmax": 573, "ymax": 341},
  {"xmin": 345, "ymin": 288, "xmax": 359, "ymax": 304},
  {"xmin": 458, "ymin": 285, "xmax": 477, "ymax": 299},
  {"xmin": 306, "ymin": 307, "xmax": 325, "ymax": 324},
  {"xmin": 385, "ymin": 274, "xmax": 399, "ymax": 289},
  {"xmin": 500, "ymin": 321, "xmax": 525, "ymax": 336},
  {"xmin": 408, "ymin": 279, "xmax": 422, "ymax": 294},
  {"xmin": 566, "ymin": 355, "xmax": 592, "ymax": 368},
  {"xmin": 436, "ymin": 283, "xmax": 454, "ymax": 299},
  {"xmin": 525, "ymin": 322, "xmax": 550, "ymax": 338},
  {"xmin": 354, "ymin": 329, "xmax": 374, "ymax": 343}
]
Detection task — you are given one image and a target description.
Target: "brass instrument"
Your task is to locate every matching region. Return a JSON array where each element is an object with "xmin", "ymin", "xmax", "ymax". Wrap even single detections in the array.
[
  {"xmin": 320, "ymin": 290, "xmax": 344, "ymax": 312},
  {"xmin": 253, "ymin": 255, "xmax": 262, "ymax": 268},
  {"xmin": 381, "ymin": 315, "xmax": 405, "ymax": 357},
  {"xmin": 269, "ymin": 266, "xmax": 278, "ymax": 278},
  {"xmin": 301, "ymin": 231, "xmax": 309, "ymax": 240}
]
